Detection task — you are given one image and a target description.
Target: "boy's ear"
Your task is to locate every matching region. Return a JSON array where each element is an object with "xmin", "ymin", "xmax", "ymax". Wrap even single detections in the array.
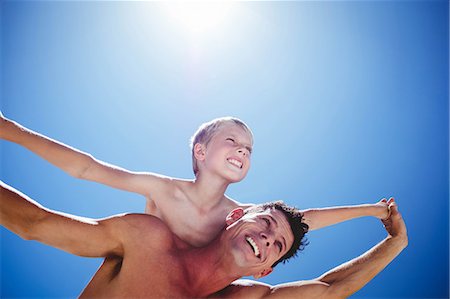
[
  {"xmin": 193, "ymin": 143, "xmax": 206, "ymax": 161},
  {"xmin": 253, "ymin": 268, "xmax": 273, "ymax": 279},
  {"xmin": 226, "ymin": 208, "xmax": 245, "ymax": 226}
]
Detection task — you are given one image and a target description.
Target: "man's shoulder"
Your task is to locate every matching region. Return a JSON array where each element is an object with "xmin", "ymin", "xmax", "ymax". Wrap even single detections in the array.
[
  {"xmin": 117, "ymin": 213, "xmax": 175, "ymax": 249},
  {"xmin": 210, "ymin": 279, "xmax": 272, "ymax": 299}
]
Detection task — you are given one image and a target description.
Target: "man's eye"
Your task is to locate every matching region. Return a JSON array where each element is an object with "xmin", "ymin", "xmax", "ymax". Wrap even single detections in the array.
[
  {"xmin": 276, "ymin": 241, "xmax": 282, "ymax": 252},
  {"xmin": 226, "ymin": 138, "xmax": 235, "ymax": 143},
  {"xmin": 263, "ymin": 218, "xmax": 270, "ymax": 227}
]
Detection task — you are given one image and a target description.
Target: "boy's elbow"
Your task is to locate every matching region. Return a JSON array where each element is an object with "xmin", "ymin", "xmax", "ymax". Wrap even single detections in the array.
[{"xmin": 71, "ymin": 154, "xmax": 95, "ymax": 179}]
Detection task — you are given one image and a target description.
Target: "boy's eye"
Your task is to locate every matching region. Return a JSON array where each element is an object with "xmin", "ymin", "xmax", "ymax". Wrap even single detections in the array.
[
  {"xmin": 263, "ymin": 218, "xmax": 270, "ymax": 227},
  {"xmin": 226, "ymin": 138, "xmax": 235, "ymax": 143}
]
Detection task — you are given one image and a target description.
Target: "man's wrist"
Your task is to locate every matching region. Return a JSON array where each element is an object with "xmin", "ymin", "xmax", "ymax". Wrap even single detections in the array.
[{"xmin": 387, "ymin": 234, "xmax": 408, "ymax": 251}]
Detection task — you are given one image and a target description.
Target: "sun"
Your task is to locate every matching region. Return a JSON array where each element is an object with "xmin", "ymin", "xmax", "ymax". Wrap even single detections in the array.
[{"xmin": 162, "ymin": 2, "xmax": 237, "ymax": 41}]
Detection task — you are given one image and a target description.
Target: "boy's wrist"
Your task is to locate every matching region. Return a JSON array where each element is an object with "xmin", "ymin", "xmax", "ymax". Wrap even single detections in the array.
[{"xmin": 372, "ymin": 203, "xmax": 390, "ymax": 220}]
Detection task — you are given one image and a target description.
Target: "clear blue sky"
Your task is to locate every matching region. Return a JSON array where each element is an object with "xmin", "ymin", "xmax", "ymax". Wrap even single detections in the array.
[{"xmin": 1, "ymin": 1, "xmax": 448, "ymax": 298}]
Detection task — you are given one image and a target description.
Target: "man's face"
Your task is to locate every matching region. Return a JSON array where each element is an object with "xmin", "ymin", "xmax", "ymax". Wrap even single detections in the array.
[
  {"xmin": 226, "ymin": 208, "xmax": 294, "ymax": 278},
  {"xmin": 202, "ymin": 123, "xmax": 253, "ymax": 182}
]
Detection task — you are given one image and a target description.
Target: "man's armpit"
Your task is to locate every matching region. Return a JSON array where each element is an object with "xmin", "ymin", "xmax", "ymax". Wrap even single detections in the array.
[{"xmin": 210, "ymin": 279, "xmax": 273, "ymax": 299}]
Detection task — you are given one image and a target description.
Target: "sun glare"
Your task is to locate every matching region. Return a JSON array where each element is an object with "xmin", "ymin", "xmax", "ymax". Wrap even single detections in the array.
[{"xmin": 162, "ymin": 2, "xmax": 237, "ymax": 41}]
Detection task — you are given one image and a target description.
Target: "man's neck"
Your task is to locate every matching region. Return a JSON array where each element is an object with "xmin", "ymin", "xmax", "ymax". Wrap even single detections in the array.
[{"xmin": 180, "ymin": 236, "xmax": 242, "ymax": 297}]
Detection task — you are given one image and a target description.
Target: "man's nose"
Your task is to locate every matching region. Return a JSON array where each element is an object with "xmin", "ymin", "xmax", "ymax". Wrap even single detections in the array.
[{"xmin": 261, "ymin": 233, "xmax": 274, "ymax": 247}]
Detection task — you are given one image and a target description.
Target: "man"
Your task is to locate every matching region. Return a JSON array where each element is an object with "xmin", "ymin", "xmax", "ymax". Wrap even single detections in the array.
[{"xmin": 0, "ymin": 181, "xmax": 407, "ymax": 298}]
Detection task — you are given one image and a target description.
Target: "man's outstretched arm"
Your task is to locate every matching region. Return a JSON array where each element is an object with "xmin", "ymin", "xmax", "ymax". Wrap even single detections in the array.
[
  {"xmin": 0, "ymin": 180, "xmax": 130, "ymax": 257},
  {"xmin": 0, "ymin": 113, "xmax": 169, "ymax": 199},
  {"xmin": 219, "ymin": 199, "xmax": 407, "ymax": 299},
  {"xmin": 271, "ymin": 199, "xmax": 407, "ymax": 298},
  {"xmin": 301, "ymin": 198, "xmax": 390, "ymax": 231}
]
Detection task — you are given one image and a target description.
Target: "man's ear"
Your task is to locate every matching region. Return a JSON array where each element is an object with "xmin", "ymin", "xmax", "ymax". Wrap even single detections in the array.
[
  {"xmin": 193, "ymin": 143, "xmax": 206, "ymax": 161},
  {"xmin": 226, "ymin": 208, "xmax": 245, "ymax": 226},
  {"xmin": 253, "ymin": 268, "xmax": 273, "ymax": 279}
]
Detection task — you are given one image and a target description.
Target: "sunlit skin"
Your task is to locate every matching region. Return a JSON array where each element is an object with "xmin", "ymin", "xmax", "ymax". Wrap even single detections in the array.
[
  {"xmin": 224, "ymin": 208, "xmax": 294, "ymax": 277},
  {"xmin": 1, "ymin": 113, "xmax": 390, "ymax": 249},
  {"xmin": 0, "ymin": 183, "xmax": 295, "ymax": 298},
  {"xmin": 1, "ymin": 183, "xmax": 408, "ymax": 298},
  {"xmin": 195, "ymin": 122, "xmax": 253, "ymax": 185}
]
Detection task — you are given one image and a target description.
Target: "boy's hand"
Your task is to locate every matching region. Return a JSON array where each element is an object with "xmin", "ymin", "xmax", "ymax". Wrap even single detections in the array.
[{"xmin": 373, "ymin": 198, "xmax": 390, "ymax": 220}]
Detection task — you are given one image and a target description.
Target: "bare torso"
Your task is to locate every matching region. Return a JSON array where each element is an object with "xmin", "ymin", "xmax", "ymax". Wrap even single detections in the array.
[
  {"xmin": 144, "ymin": 179, "xmax": 252, "ymax": 247},
  {"xmin": 80, "ymin": 216, "xmax": 194, "ymax": 299}
]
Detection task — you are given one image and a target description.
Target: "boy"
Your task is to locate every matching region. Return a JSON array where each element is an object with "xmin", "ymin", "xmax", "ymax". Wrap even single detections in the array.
[{"xmin": 0, "ymin": 113, "xmax": 389, "ymax": 247}]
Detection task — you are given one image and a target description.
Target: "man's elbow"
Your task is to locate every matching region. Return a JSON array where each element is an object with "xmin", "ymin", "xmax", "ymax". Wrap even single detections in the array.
[
  {"xmin": 316, "ymin": 278, "xmax": 352, "ymax": 299},
  {"xmin": 19, "ymin": 210, "xmax": 49, "ymax": 241}
]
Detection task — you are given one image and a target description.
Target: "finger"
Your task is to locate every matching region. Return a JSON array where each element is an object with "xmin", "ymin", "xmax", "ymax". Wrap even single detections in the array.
[
  {"xmin": 388, "ymin": 202, "xmax": 398, "ymax": 216},
  {"xmin": 381, "ymin": 205, "xmax": 392, "ymax": 221}
]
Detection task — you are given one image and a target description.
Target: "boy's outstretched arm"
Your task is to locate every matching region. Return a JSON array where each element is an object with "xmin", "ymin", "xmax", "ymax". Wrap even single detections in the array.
[
  {"xmin": 301, "ymin": 199, "xmax": 390, "ymax": 231},
  {"xmin": 0, "ymin": 114, "xmax": 168, "ymax": 199}
]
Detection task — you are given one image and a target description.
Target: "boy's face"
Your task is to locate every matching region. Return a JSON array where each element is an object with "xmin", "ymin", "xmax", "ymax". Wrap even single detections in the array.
[{"xmin": 201, "ymin": 123, "xmax": 253, "ymax": 183}]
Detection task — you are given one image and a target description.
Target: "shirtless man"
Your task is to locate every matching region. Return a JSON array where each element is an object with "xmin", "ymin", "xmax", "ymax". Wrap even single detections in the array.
[{"xmin": 1, "ymin": 181, "xmax": 408, "ymax": 298}]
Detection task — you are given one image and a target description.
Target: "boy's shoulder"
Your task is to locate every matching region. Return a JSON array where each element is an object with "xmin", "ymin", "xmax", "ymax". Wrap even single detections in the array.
[{"xmin": 225, "ymin": 195, "xmax": 255, "ymax": 210}]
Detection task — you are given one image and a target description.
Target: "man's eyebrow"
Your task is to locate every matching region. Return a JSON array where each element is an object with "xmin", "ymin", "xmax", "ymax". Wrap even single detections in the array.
[
  {"xmin": 269, "ymin": 214, "xmax": 287, "ymax": 251},
  {"xmin": 268, "ymin": 215, "xmax": 278, "ymax": 226}
]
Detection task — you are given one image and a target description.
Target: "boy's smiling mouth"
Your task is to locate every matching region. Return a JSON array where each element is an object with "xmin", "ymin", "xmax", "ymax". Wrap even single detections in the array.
[{"xmin": 227, "ymin": 158, "xmax": 243, "ymax": 169}]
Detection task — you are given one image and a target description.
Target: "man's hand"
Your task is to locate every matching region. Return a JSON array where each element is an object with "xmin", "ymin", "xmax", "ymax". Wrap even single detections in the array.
[{"xmin": 382, "ymin": 198, "xmax": 408, "ymax": 246}]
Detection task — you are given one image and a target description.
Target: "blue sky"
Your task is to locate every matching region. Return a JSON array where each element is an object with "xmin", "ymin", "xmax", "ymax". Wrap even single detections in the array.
[{"xmin": 1, "ymin": 1, "xmax": 448, "ymax": 298}]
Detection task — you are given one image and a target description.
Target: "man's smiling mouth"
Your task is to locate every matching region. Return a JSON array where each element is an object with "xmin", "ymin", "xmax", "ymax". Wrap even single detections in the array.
[
  {"xmin": 246, "ymin": 237, "xmax": 261, "ymax": 258},
  {"xmin": 227, "ymin": 158, "xmax": 243, "ymax": 169}
]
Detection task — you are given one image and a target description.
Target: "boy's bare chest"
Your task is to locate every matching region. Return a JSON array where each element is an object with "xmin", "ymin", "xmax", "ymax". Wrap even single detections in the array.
[
  {"xmin": 148, "ymin": 188, "xmax": 232, "ymax": 247},
  {"xmin": 164, "ymin": 204, "xmax": 227, "ymax": 247}
]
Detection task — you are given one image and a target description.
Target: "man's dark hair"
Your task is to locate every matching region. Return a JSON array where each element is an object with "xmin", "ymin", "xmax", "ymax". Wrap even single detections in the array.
[{"xmin": 246, "ymin": 201, "xmax": 309, "ymax": 267}]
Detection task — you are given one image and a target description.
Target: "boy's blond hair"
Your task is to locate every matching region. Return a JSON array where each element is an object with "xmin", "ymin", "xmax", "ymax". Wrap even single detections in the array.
[{"xmin": 190, "ymin": 117, "xmax": 253, "ymax": 176}]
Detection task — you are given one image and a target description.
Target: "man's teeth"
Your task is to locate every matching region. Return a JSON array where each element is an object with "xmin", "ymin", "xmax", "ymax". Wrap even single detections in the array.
[
  {"xmin": 246, "ymin": 237, "xmax": 260, "ymax": 258},
  {"xmin": 228, "ymin": 158, "xmax": 243, "ymax": 169}
]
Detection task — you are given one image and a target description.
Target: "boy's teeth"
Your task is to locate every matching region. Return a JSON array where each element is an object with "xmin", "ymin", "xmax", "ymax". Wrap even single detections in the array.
[
  {"xmin": 246, "ymin": 237, "xmax": 260, "ymax": 258},
  {"xmin": 228, "ymin": 158, "xmax": 243, "ymax": 168}
]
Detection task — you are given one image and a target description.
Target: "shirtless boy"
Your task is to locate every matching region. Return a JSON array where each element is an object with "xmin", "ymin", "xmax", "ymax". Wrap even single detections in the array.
[
  {"xmin": 1, "ymin": 181, "xmax": 408, "ymax": 298},
  {"xmin": 1, "ymin": 113, "xmax": 390, "ymax": 247}
]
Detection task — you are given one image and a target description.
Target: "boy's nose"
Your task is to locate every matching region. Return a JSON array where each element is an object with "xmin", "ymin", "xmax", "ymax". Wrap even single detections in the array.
[{"xmin": 237, "ymin": 148, "xmax": 247, "ymax": 156}]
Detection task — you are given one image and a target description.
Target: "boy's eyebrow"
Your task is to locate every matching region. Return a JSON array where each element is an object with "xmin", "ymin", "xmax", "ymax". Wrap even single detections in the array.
[{"xmin": 228, "ymin": 134, "xmax": 253, "ymax": 153}]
